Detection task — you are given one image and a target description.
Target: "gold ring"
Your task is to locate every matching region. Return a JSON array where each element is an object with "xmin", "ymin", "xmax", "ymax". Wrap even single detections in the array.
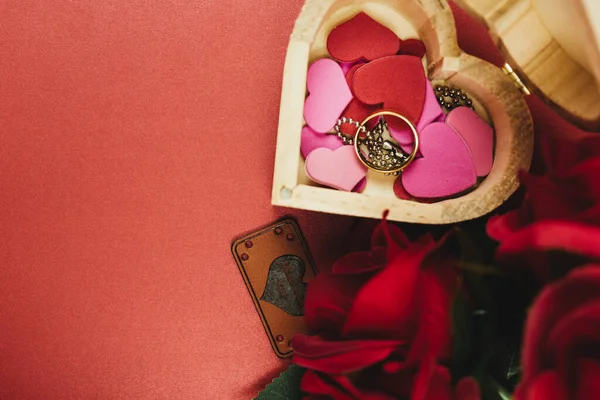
[{"xmin": 354, "ymin": 110, "xmax": 419, "ymax": 174}]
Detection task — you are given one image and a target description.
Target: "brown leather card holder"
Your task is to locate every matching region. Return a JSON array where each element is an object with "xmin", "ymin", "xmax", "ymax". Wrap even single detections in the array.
[{"xmin": 231, "ymin": 219, "xmax": 317, "ymax": 358}]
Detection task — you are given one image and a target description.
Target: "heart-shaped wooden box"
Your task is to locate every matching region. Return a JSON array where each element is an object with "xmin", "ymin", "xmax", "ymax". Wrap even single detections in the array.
[{"xmin": 272, "ymin": 0, "xmax": 600, "ymax": 224}]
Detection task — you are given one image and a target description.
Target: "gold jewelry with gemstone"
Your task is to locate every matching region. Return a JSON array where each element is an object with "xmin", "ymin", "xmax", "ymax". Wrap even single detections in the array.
[{"xmin": 354, "ymin": 111, "xmax": 419, "ymax": 174}]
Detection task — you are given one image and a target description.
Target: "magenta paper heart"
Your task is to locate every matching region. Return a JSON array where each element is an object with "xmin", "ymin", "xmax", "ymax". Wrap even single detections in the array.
[
  {"xmin": 446, "ymin": 107, "xmax": 494, "ymax": 177},
  {"xmin": 301, "ymin": 125, "xmax": 343, "ymax": 158},
  {"xmin": 339, "ymin": 61, "xmax": 363, "ymax": 75},
  {"xmin": 305, "ymin": 146, "xmax": 367, "ymax": 192},
  {"xmin": 390, "ymin": 80, "xmax": 444, "ymax": 148},
  {"xmin": 401, "ymin": 123, "xmax": 477, "ymax": 199},
  {"xmin": 304, "ymin": 58, "xmax": 353, "ymax": 133},
  {"xmin": 433, "ymin": 113, "xmax": 446, "ymax": 124}
]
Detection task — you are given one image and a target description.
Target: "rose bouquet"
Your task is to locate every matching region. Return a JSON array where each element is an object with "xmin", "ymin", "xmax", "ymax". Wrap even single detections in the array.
[{"xmin": 256, "ymin": 131, "xmax": 600, "ymax": 400}]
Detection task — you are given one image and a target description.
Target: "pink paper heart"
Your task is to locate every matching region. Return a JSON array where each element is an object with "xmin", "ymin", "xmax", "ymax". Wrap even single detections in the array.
[
  {"xmin": 400, "ymin": 113, "xmax": 447, "ymax": 154},
  {"xmin": 401, "ymin": 123, "xmax": 477, "ymax": 199},
  {"xmin": 393, "ymin": 176, "xmax": 436, "ymax": 203},
  {"xmin": 390, "ymin": 80, "xmax": 443, "ymax": 147},
  {"xmin": 301, "ymin": 125, "xmax": 343, "ymax": 158},
  {"xmin": 304, "ymin": 58, "xmax": 353, "ymax": 133},
  {"xmin": 305, "ymin": 146, "xmax": 367, "ymax": 192},
  {"xmin": 446, "ymin": 107, "xmax": 494, "ymax": 177}
]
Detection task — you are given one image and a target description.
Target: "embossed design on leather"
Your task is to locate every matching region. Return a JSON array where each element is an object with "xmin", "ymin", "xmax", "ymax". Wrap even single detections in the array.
[
  {"xmin": 260, "ymin": 255, "xmax": 307, "ymax": 317},
  {"xmin": 231, "ymin": 219, "xmax": 318, "ymax": 358}
]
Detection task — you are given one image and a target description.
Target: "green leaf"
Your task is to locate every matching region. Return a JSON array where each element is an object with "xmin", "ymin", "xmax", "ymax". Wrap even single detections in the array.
[{"xmin": 255, "ymin": 365, "xmax": 305, "ymax": 400}]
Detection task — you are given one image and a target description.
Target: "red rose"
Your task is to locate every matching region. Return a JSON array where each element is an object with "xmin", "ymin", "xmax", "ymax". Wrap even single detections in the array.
[
  {"xmin": 515, "ymin": 265, "xmax": 600, "ymax": 399},
  {"xmin": 487, "ymin": 134, "xmax": 600, "ymax": 280},
  {"xmin": 292, "ymin": 217, "xmax": 480, "ymax": 399}
]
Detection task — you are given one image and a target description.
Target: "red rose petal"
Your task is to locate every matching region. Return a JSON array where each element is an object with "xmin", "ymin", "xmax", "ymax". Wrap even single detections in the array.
[
  {"xmin": 370, "ymin": 247, "xmax": 388, "ymax": 270},
  {"xmin": 576, "ymin": 358, "xmax": 600, "ymax": 399},
  {"xmin": 522, "ymin": 371, "xmax": 564, "ymax": 400},
  {"xmin": 521, "ymin": 266, "xmax": 600, "ymax": 384},
  {"xmin": 342, "ymin": 240, "xmax": 437, "ymax": 339},
  {"xmin": 517, "ymin": 159, "xmax": 600, "ymax": 224},
  {"xmin": 581, "ymin": 203, "xmax": 600, "ymax": 225},
  {"xmin": 406, "ymin": 266, "xmax": 456, "ymax": 365},
  {"xmin": 292, "ymin": 335, "xmax": 402, "ymax": 374},
  {"xmin": 562, "ymin": 158, "xmax": 600, "ymax": 199},
  {"xmin": 424, "ymin": 369, "xmax": 452, "ymax": 400},
  {"xmin": 332, "ymin": 251, "xmax": 382, "ymax": 275},
  {"xmin": 546, "ymin": 301, "xmax": 600, "ymax": 389},
  {"xmin": 411, "ymin": 356, "xmax": 435, "ymax": 400},
  {"xmin": 411, "ymin": 356, "xmax": 452, "ymax": 400},
  {"xmin": 521, "ymin": 173, "xmax": 586, "ymax": 222},
  {"xmin": 496, "ymin": 221, "xmax": 600, "ymax": 267},
  {"xmin": 539, "ymin": 134, "xmax": 582, "ymax": 174},
  {"xmin": 486, "ymin": 210, "xmax": 528, "ymax": 242},
  {"xmin": 371, "ymin": 218, "xmax": 411, "ymax": 249},
  {"xmin": 292, "ymin": 334, "xmax": 403, "ymax": 358},
  {"xmin": 300, "ymin": 370, "xmax": 355, "ymax": 400},
  {"xmin": 369, "ymin": 218, "xmax": 413, "ymax": 275},
  {"xmin": 454, "ymin": 377, "xmax": 481, "ymax": 400},
  {"xmin": 304, "ymin": 273, "xmax": 369, "ymax": 334},
  {"xmin": 382, "ymin": 361, "xmax": 405, "ymax": 374},
  {"xmin": 540, "ymin": 133, "xmax": 600, "ymax": 175}
]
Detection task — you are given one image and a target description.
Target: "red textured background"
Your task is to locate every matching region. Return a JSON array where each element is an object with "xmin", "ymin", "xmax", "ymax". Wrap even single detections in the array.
[{"xmin": 0, "ymin": 1, "xmax": 588, "ymax": 399}]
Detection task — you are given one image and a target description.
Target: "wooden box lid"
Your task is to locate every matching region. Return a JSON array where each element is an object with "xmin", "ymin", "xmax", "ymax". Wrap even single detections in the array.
[{"xmin": 455, "ymin": 0, "xmax": 600, "ymax": 131}]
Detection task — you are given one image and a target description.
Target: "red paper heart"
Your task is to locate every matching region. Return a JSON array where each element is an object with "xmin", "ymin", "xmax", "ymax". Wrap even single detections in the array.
[
  {"xmin": 345, "ymin": 61, "xmax": 366, "ymax": 94},
  {"xmin": 393, "ymin": 177, "xmax": 414, "ymax": 200},
  {"xmin": 340, "ymin": 62, "xmax": 380, "ymax": 135},
  {"xmin": 399, "ymin": 38, "xmax": 426, "ymax": 59},
  {"xmin": 353, "ymin": 177, "xmax": 367, "ymax": 193},
  {"xmin": 352, "ymin": 55, "xmax": 426, "ymax": 129},
  {"xmin": 338, "ymin": 99, "xmax": 381, "ymax": 136},
  {"xmin": 327, "ymin": 12, "xmax": 401, "ymax": 63}
]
